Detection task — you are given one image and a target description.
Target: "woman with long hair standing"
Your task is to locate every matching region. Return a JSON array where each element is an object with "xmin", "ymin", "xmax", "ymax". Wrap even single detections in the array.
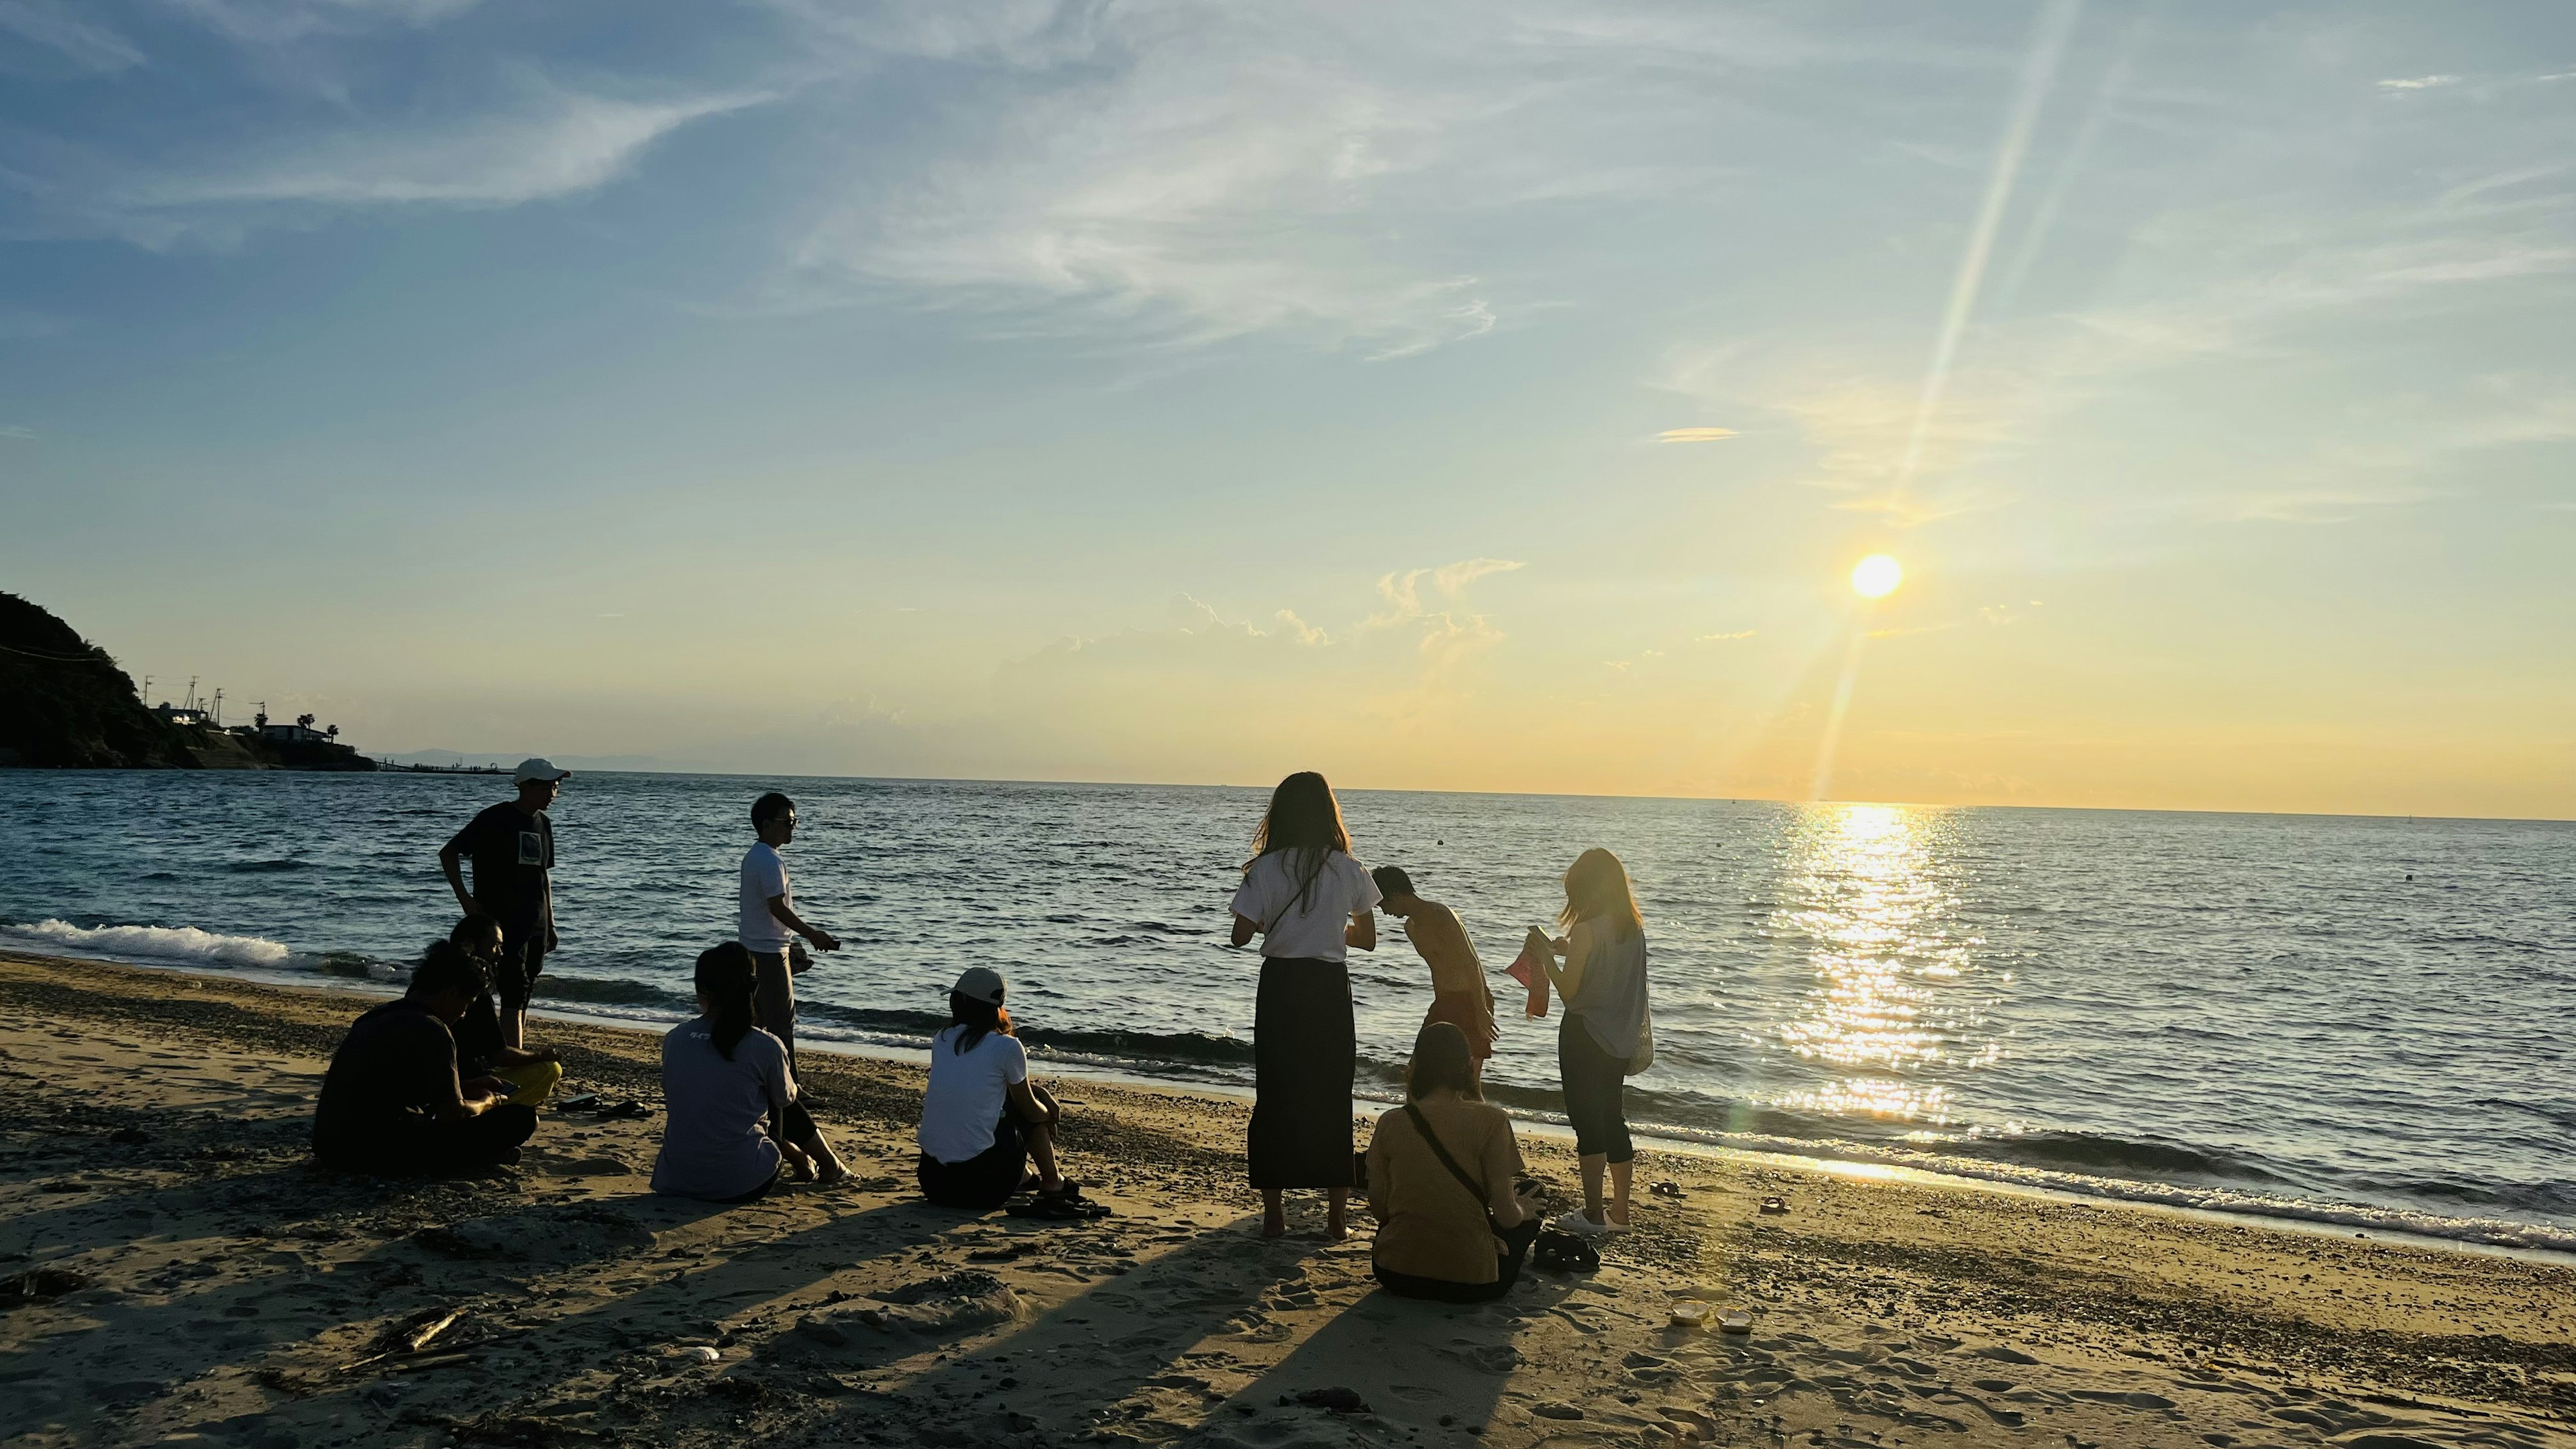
[
  {"xmin": 1532, "ymin": 847, "xmax": 1650, "ymax": 1235},
  {"xmin": 1229, "ymin": 771, "xmax": 1382, "ymax": 1239}
]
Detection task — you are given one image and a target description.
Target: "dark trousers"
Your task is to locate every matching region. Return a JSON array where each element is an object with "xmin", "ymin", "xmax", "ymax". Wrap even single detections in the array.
[
  {"xmin": 495, "ymin": 928, "xmax": 546, "ymax": 1013},
  {"xmin": 1558, "ymin": 1016, "xmax": 1635, "ymax": 1163},
  {"xmin": 317, "ymin": 1104, "xmax": 537, "ymax": 1177},
  {"xmin": 1375, "ymin": 1218, "xmax": 1543, "ymax": 1303},
  {"xmin": 1249, "ymin": 958, "xmax": 1355, "ymax": 1189},
  {"xmin": 918, "ymin": 1113, "xmax": 1031, "ymax": 1211},
  {"xmin": 751, "ymin": 950, "xmax": 799, "ymax": 1140}
]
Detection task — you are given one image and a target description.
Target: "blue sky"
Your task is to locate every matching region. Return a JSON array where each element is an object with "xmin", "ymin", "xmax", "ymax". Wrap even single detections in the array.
[{"xmin": 3, "ymin": 1, "xmax": 2571, "ymax": 814}]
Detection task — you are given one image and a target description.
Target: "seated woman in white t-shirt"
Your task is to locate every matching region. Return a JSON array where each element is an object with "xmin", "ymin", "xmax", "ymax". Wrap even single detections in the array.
[
  {"xmin": 651, "ymin": 944, "xmax": 847, "ymax": 1202},
  {"xmin": 916, "ymin": 966, "xmax": 1081, "ymax": 1212}
]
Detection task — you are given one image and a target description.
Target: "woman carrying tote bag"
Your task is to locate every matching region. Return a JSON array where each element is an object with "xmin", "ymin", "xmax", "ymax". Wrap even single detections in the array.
[
  {"xmin": 1529, "ymin": 847, "xmax": 1651, "ymax": 1236},
  {"xmin": 1229, "ymin": 771, "xmax": 1381, "ymax": 1240}
]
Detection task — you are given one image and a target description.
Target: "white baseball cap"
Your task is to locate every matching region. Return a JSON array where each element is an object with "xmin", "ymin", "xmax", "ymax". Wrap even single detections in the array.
[
  {"xmin": 952, "ymin": 966, "xmax": 1006, "ymax": 1005},
  {"xmin": 513, "ymin": 757, "xmax": 572, "ymax": 784}
]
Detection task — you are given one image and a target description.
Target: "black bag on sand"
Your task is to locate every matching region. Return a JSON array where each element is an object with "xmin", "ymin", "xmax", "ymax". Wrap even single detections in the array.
[{"xmin": 1531, "ymin": 1226, "xmax": 1601, "ymax": 1274}]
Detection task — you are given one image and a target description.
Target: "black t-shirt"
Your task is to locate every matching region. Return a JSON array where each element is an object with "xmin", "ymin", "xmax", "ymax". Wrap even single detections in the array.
[
  {"xmin": 313, "ymin": 999, "xmax": 458, "ymax": 1152},
  {"xmin": 453, "ymin": 991, "xmax": 506, "ymax": 1078},
  {"xmin": 445, "ymin": 802, "xmax": 553, "ymax": 928}
]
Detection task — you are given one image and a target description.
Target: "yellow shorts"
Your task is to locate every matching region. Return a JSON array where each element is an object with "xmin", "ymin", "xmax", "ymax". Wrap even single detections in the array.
[{"xmin": 491, "ymin": 1059, "xmax": 564, "ymax": 1107}]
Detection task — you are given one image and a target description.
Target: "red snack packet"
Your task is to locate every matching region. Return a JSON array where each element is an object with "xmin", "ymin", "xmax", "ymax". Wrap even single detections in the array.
[{"xmin": 1508, "ymin": 936, "xmax": 1550, "ymax": 1018}]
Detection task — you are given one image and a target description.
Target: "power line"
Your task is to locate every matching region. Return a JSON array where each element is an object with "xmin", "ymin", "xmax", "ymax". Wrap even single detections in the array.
[{"xmin": 0, "ymin": 641, "xmax": 118, "ymax": 664}]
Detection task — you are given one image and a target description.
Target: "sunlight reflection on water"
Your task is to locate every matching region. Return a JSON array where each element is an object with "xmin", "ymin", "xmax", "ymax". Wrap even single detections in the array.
[{"xmin": 1768, "ymin": 804, "xmax": 1998, "ymax": 1126}]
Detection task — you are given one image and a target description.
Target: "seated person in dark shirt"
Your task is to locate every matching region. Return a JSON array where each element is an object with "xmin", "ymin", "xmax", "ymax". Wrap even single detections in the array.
[
  {"xmin": 313, "ymin": 941, "xmax": 539, "ymax": 1177},
  {"xmin": 448, "ymin": 916, "xmax": 564, "ymax": 1106}
]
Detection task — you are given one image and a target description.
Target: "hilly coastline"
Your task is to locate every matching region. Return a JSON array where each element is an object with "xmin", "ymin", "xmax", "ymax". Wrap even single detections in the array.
[{"xmin": 0, "ymin": 592, "xmax": 371, "ymax": 771}]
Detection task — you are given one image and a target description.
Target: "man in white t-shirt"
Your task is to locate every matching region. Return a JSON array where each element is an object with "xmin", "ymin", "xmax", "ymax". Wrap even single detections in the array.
[{"xmin": 740, "ymin": 792, "xmax": 840, "ymax": 1069}]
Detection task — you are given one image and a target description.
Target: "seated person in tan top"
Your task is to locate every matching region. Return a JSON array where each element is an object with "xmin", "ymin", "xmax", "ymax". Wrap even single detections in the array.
[
  {"xmin": 1374, "ymin": 867, "xmax": 1498, "ymax": 1084},
  {"xmin": 1363, "ymin": 1022, "xmax": 1543, "ymax": 1302}
]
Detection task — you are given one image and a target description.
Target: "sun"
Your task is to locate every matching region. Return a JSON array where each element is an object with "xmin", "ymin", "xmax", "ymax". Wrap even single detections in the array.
[{"xmin": 1849, "ymin": 553, "xmax": 1904, "ymax": 600}]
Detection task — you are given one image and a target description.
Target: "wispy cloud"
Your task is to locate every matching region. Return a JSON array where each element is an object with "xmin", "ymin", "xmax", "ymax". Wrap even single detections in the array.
[
  {"xmin": 0, "ymin": 0, "xmax": 145, "ymax": 71},
  {"xmin": 1658, "ymin": 427, "xmax": 1739, "ymax": 443},
  {"xmin": 129, "ymin": 89, "xmax": 762, "ymax": 211},
  {"xmin": 2377, "ymin": 74, "xmax": 2461, "ymax": 91},
  {"xmin": 1696, "ymin": 629, "xmax": 1756, "ymax": 641},
  {"xmin": 1370, "ymin": 557, "xmax": 1525, "ymax": 626},
  {"xmin": 0, "ymin": 424, "xmax": 34, "ymax": 440},
  {"xmin": 163, "ymin": 0, "xmax": 486, "ymax": 47}
]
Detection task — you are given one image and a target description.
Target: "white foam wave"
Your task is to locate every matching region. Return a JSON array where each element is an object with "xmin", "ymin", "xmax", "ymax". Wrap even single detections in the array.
[
  {"xmin": 1, "ymin": 918, "xmax": 301, "ymax": 971},
  {"xmin": 1621, "ymin": 1118, "xmax": 2576, "ymax": 1256}
]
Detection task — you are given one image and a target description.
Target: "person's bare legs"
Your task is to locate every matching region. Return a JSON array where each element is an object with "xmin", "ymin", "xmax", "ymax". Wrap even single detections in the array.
[
  {"xmin": 1018, "ymin": 1084, "xmax": 1067, "ymax": 1193},
  {"xmin": 1579, "ymin": 1152, "xmax": 1608, "ymax": 1224},
  {"xmin": 1025, "ymin": 1119, "xmax": 1065, "ymax": 1193},
  {"xmin": 782, "ymin": 1100, "xmax": 846, "ymax": 1183},
  {"xmin": 1261, "ymin": 1189, "xmax": 1286, "ymax": 1238},
  {"xmin": 502, "ymin": 1006, "xmax": 525, "ymax": 1052},
  {"xmin": 1607, "ymin": 1159, "xmax": 1633, "ymax": 1226},
  {"xmin": 1326, "ymin": 1187, "xmax": 1348, "ymax": 1241}
]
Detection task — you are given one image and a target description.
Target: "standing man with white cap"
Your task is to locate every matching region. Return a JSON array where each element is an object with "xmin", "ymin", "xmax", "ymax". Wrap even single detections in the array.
[{"xmin": 439, "ymin": 759, "xmax": 571, "ymax": 1050}]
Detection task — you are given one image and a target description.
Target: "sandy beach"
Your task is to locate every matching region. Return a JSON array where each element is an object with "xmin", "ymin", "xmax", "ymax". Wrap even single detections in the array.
[{"xmin": 2, "ymin": 953, "xmax": 2569, "ymax": 1449}]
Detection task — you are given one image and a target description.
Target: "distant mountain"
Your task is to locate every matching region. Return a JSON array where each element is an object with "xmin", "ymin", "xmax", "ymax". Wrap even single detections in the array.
[
  {"xmin": 0, "ymin": 592, "xmax": 195, "ymax": 768},
  {"xmin": 377, "ymin": 750, "xmax": 722, "ymax": 774}
]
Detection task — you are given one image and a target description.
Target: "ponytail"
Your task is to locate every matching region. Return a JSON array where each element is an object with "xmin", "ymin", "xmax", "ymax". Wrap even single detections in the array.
[{"xmin": 694, "ymin": 944, "xmax": 759, "ymax": 1061}]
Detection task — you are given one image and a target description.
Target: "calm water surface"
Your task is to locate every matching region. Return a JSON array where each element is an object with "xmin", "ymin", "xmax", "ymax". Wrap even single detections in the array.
[{"xmin": 1, "ymin": 771, "xmax": 2567, "ymax": 1249}]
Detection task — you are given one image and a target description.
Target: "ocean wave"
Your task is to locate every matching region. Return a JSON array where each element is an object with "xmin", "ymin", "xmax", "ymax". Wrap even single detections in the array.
[
  {"xmin": 1604, "ymin": 1118, "xmax": 2576, "ymax": 1255},
  {"xmin": 792, "ymin": 1001, "xmax": 1256, "ymax": 1067},
  {"xmin": 1941, "ymin": 1129, "xmax": 2298, "ymax": 1185},
  {"xmin": 535, "ymin": 975, "xmax": 693, "ymax": 1009},
  {"xmin": 0, "ymin": 918, "xmax": 301, "ymax": 971},
  {"xmin": 227, "ymin": 859, "xmax": 318, "ymax": 874}
]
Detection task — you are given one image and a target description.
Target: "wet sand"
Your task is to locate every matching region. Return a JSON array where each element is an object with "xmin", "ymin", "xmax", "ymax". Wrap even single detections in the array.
[{"xmin": 2, "ymin": 952, "xmax": 2570, "ymax": 1449}]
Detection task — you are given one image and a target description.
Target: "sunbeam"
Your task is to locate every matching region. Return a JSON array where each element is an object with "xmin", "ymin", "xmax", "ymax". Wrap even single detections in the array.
[{"xmin": 1884, "ymin": 0, "xmax": 2084, "ymax": 514}]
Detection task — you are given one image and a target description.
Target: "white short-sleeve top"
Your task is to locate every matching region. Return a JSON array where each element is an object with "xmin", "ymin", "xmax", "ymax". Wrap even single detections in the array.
[{"xmin": 1230, "ymin": 849, "xmax": 1382, "ymax": 962}]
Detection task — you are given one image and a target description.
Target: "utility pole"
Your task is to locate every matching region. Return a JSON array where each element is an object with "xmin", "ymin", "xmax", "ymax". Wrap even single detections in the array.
[{"xmin": 141, "ymin": 674, "xmax": 154, "ymax": 704}]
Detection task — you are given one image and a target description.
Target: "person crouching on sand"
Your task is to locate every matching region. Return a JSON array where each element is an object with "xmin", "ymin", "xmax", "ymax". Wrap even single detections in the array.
[
  {"xmin": 1364, "ymin": 1022, "xmax": 1542, "ymax": 1303},
  {"xmin": 917, "ymin": 967, "xmax": 1088, "ymax": 1214},
  {"xmin": 447, "ymin": 915, "xmax": 564, "ymax": 1108},
  {"xmin": 1373, "ymin": 866, "xmax": 1497, "ymax": 1088},
  {"xmin": 651, "ymin": 945, "xmax": 847, "ymax": 1201},
  {"xmin": 312, "ymin": 941, "xmax": 537, "ymax": 1177},
  {"xmin": 1230, "ymin": 771, "xmax": 1382, "ymax": 1240}
]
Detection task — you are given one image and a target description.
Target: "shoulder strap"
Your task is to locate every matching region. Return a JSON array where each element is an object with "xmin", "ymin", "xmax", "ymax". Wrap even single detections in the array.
[{"xmin": 1402, "ymin": 1103, "xmax": 1488, "ymax": 1206}]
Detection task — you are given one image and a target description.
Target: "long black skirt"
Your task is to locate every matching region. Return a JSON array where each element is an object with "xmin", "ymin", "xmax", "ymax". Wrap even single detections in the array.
[{"xmin": 1249, "ymin": 957, "xmax": 1356, "ymax": 1189}]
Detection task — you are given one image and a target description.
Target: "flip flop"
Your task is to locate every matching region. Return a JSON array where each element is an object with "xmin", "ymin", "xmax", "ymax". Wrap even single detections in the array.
[{"xmin": 1552, "ymin": 1210, "xmax": 1613, "ymax": 1239}]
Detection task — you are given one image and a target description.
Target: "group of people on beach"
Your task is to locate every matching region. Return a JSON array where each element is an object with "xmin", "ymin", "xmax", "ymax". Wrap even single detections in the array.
[{"xmin": 310, "ymin": 761, "xmax": 1656, "ymax": 1303}]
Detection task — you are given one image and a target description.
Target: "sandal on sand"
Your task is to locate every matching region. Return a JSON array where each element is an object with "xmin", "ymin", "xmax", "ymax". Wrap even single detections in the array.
[
  {"xmin": 1008, "ymin": 1191, "xmax": 1110, "ymax": 1221},
  {"xmin": 1650, "ymin": 1180, "xmax": 1684, "ymax": 1199},
  {"xmin": 1552, "ymin": 1210, "xmax": 1613, "ymax": 1239},
  {"xmin": 1758, "ymin": 1195, "xmax": 1789, "ymax": 1216}
]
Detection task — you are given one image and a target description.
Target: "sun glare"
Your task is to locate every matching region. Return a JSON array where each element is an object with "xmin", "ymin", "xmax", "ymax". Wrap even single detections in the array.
[{"xmin": 1850, "ymin": 553, "xmax": 1904, "ymax": 600}]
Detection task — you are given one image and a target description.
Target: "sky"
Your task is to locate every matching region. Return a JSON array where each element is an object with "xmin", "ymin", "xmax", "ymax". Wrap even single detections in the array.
[{"xmin": 2, "ymin": 1, "xmax": 2571, "ymax": 818}]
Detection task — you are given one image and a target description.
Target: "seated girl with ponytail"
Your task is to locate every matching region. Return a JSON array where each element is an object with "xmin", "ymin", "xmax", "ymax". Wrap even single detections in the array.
[{"xmin": 651, "ymin": 943, "xmax": 848, "ymax": 1202}]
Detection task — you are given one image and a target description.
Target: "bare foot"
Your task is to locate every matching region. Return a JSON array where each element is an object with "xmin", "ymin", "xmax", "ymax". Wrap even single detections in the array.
[
  {"xmin": 1262, "ymin": 1208, "xmax": 1287, "ymax": 1238},
  {"xmin": 782, "ymin": 1146, "xmax": 818, "ymax": 1183}
]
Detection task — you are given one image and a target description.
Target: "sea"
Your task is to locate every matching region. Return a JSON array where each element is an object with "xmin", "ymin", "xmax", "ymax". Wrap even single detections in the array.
[{"xmin": 2, "ymin": 769, "xmax": 2569, "ymax": 1253}]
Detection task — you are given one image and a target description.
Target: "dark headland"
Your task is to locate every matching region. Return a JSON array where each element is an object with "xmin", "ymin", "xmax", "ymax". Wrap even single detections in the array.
[{"xmin": 0, "ymin": 592, "xmax": 373, "ymax": 771}]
